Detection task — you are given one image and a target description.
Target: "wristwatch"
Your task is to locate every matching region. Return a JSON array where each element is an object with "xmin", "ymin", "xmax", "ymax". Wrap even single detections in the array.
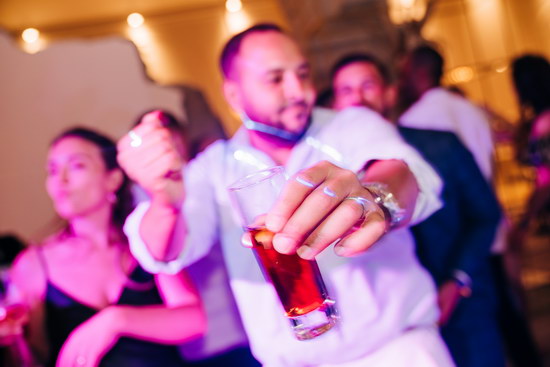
[{"xmin": 362, "ymin": 182, "xmax": 406, "ymax": 231}]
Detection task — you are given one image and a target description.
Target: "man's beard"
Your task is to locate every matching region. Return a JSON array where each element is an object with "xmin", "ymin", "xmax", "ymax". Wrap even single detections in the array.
[{"xmin": 242, "ymin": 101, "xmax": 311, "ymax": 143}]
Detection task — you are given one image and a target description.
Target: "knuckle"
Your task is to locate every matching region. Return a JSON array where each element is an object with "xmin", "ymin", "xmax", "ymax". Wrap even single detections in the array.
[
  {"xmin": 316, "ymin": 160, "xmax": 335, "ymax": 170},
  {"xmin": 339, "ymin": 168, "xmax": 357, "ymax": 182}
]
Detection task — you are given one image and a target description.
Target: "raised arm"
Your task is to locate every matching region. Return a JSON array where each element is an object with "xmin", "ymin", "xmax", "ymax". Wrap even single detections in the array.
[{"xmin": 117, "ymin": 111, "xmax": 186, "ymax": 262}]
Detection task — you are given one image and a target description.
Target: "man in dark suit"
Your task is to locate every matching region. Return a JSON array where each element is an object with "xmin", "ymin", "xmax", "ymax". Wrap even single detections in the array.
[{"xmin": 330, "ymin": 53, "xmax": 506, "ymax": 367}]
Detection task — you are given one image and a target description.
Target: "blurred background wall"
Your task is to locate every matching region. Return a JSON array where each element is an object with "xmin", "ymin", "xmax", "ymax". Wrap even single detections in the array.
[{"xmin": 0, "ymin": 0, "xmax": 548, "ymax": 240}]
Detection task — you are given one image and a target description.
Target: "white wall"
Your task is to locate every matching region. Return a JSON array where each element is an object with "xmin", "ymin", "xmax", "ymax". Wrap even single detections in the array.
[{"xmin": 0, "ymin": 31, "xmax": 183, "ymax": 242}]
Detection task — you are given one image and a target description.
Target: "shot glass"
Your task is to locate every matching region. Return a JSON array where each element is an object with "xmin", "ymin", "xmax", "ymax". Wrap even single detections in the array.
[{"xmin": 227, "ymin": 166, "xmax": 337, "ymax": 340}]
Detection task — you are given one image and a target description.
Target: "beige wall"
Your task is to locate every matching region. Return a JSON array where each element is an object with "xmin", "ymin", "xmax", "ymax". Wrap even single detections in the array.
[{"xmin": 0, "ymin": 33, "xmax": 184, "ymax": 242}]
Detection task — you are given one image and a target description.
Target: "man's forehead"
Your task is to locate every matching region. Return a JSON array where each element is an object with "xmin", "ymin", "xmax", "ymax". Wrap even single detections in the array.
[
  {"xmin": 235, "ymin": 31, "xmax": 307, "ymax": 73},
  {"xmin": 335, "ymin": 62, "xmax": 383, "ymax": 83}
]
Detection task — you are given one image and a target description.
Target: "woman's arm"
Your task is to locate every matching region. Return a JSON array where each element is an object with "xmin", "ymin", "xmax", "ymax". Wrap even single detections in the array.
[
  {"xmin": 8, "ymin": 248, "xmax": 49, "ymax": 363},
  {"xmin": 56, "ymin": 270, "xmax": 206, "ymax": 367}
]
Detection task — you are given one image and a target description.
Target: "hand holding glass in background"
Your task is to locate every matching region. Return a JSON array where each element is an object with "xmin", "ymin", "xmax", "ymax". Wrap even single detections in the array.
[
  {"xmin": 0, "ymin": 269, "xmax": 34, "ymax": 367},
  {"xmin": 228, "ymin": 166, "xmax": 337, "ymax": 340}
]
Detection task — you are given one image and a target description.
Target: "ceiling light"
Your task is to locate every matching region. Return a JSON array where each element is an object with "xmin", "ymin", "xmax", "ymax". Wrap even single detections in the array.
[
  {"xmin": 21, "ymin": 28, "xmax": 40, "ymax": 44},
  {"xmin": 226, "ymin": 0, "xmax": 243, "ymax": 13},
  {"xmin": 127, "ymin": 13, "xmax": 145, "ymax": 28}
]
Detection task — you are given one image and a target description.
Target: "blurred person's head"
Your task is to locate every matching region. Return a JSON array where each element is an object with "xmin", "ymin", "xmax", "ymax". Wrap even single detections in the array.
[
  {"xmin": 220, "ymin": 23, "xmax": 316, "ymax": 143},
  {"xmin": 512, "ymin": 55, "xmax": 550, "ymax": 186},
  {"xmin": 512, "ymin": 54, "xmax": 550, "ymax": 119},
  {"xmin": 331, "ymin": 53, "xmax": 394, "ymax": 116},
  {"xmin": 398, "ymin": 45, "xmax": 444, "ymax": 110},
  {"xmin": 133, "ymin": 109, "xmax": 190, "ymax": 162},
  {"xmin": 47, "ymin": 127, "xmax": 133, "ymax": 235}
]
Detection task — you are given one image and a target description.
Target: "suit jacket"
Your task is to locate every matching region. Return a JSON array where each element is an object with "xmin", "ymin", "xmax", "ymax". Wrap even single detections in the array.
[{"xmin": 398, "ymin": 127, "xmax": 501, "ymax": 292}]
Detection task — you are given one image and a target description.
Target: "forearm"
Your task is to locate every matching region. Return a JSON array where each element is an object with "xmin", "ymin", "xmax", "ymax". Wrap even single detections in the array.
[
  {"xmin": 361, "ymin": 159, "xmax": 419, "ymax": 228},
  {"xmin": 106, "ymin": 303, "xmax": 206, "ymax": 344},
  {"xmin": 140, "ymin": 194, "xmax": 186, "ymax": 261}
]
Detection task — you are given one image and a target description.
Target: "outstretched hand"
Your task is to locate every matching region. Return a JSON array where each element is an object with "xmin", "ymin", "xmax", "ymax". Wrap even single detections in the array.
[{"xmin": 264, "ymin": 161, "xmax": 387, "ymax": 259}]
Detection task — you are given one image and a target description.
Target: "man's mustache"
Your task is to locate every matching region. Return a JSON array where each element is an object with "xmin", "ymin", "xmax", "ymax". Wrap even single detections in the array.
[{"xmin": 278, "ymin": 100, "xmax": 309, "ymax": 114}]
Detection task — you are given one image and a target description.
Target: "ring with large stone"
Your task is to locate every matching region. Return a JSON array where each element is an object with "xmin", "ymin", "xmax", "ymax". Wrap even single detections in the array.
[
  {"xmin": 76, "ymin": 356, "xmax": 87, "ymax": 366},
  {"xmin": 128, "ymin": 130, "xmax": 142, "ymax": 148},
  {"xmin": 344, "ymin": 196, "xmax": 373, "ymax": 222}
]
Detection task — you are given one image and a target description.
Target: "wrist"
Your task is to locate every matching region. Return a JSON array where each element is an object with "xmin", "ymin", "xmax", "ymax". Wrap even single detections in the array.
[
  {"xmin": 101, "ymin": 306, "xmax": 126, "ymax": 338},
  {"xmin": 361, "ymin": 182, "xmax": 406, "ymax": 231}
]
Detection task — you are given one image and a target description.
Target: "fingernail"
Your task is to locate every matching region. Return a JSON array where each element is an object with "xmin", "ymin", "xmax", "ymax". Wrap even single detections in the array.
[
  {"xmin": 273, "ymin": 234, "xmax": 296, "ymax": 254},
  {"xmin": 334, "ymin": 245, "xmax": 350, "ymax": 257},
  {"xmin": 297, "ymin": 245, "xmax": 316, "ymax": 260},
  {"xmin": 241, "ymin": 233, "xmax": 253, "ymax": 248}
]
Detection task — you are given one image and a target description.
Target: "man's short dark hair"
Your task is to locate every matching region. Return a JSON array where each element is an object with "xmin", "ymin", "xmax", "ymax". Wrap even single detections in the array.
[
  {"xmin": 409, "ymin": 45, "xmax": 444, "ymax": 85},
  {"xmin": 219, "ymin": 23, "xmax": 284, "ymax": 79},
  {"xmin": 330, "ymin": 53, "xmax": 391, "ymax": 85}
]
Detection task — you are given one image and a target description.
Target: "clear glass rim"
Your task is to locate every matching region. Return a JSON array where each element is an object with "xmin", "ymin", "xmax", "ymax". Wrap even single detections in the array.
[{"xmin": 227, "ymin": 166, "xmax": 285, "ymax": 192}]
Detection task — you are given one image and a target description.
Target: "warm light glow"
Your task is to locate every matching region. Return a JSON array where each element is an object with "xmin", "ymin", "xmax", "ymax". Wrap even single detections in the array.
[
  {"xmin": 127, "ymin": 13, "xmax": 145, "ymax": 28},
  {"xmin": 494, "ymin": 60, "xmax": 509, "ymax": 73},
  {"xmin": 225, "ymin": 8, "xmax": 251, "ymax": 33},
  {"xmin": 387, "ymin": 0, "xmax": 427, "ymax": 24},
  {"xmin": 21, "ymin": 28, "xmax": 40, "ymax": 43},
  {"xmin": 226, "ymin": 0, "xmax": 242, "ymax": 13},
  {"xmin": 447, "ymin": 66, "xmax": 475, "ymax": 84},
  {"xmin": 128, "ymin": 25, "xmax": 151, "ymax": 47}
]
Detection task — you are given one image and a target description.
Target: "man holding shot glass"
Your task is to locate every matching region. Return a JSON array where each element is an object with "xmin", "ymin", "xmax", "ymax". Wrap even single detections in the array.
[{"xmin": 118, "ymin": 24, "xmax": 454, "ymax": 366}]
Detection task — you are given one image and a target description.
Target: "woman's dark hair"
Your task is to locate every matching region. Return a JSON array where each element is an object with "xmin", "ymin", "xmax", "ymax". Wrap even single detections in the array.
[
  {"xmin": 512, "ymin": 54, "xmax": 550, "ymax": 117},
  {"xmin": 512, "ymin": 55, "xmax": 550, "ymax": 164},
  {"xmin": 51, "ymin": 127, "xmax": 134, "ymax": 238}
]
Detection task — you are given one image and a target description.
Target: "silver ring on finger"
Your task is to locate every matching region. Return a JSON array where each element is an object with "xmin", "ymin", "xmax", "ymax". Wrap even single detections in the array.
[
  {"xmin": 344, "ymin": 196, "xmax": 373, "ymax": 222},
  {"xmin": 128, "ymin": 130, "xmax": 142, "ymax": 148}
]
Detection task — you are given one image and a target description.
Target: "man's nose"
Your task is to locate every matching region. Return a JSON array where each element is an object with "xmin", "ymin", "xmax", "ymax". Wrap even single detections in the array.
[
  {"xmin": 283, "ymin": 73, "xmax": 307, "ymax": 101},
  {"xmin": 350, "ymin": 91, "xmax": 367, "ymax": 107}
]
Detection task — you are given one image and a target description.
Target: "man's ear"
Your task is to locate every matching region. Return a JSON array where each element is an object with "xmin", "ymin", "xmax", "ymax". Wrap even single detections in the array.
[{"xmin": 223, "ymin": 79, "xmax": 243, "ymax": 114}]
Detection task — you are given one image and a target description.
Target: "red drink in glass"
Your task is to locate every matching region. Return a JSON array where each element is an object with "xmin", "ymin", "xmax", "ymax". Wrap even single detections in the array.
[
  {"xmin": 228, "ymin": 166, "xmax": 338, "ymax": 340},
  {"xmin": 249, "ymin": 227, "xmax": 337, "ymax": 339}
]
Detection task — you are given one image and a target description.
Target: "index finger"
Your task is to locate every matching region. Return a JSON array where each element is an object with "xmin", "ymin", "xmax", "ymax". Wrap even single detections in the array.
[{"xmin": 265, "ymin": 165, "xmax": 329, "ymax": 233}]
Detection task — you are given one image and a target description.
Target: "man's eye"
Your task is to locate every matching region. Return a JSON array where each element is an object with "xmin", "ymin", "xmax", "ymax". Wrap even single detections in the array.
[
  {"xmin": 297, "ymin": 70, "xmax": 310, "ymax": 80},
  {"xmin": 268, "ymin": 76, "xmax": 283, "ymax": 84}
]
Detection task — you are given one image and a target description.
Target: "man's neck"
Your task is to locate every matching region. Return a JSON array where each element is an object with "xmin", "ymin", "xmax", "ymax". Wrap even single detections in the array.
[{"xmin": 248, "ymin": 130, "xmax": 295, "ymax": 165}]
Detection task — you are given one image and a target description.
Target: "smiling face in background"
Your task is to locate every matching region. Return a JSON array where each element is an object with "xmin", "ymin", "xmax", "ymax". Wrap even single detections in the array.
[
  {"xmin": 46, "ymin": 136, "xmax": 120, "ymax": 221},
  {"xmin": 332, "ymin": 61, "xmax": 388, "ymax": 114},
  {"xmin": 224, "ymin": 30, "xmax": 317, "ymax": 137}
]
